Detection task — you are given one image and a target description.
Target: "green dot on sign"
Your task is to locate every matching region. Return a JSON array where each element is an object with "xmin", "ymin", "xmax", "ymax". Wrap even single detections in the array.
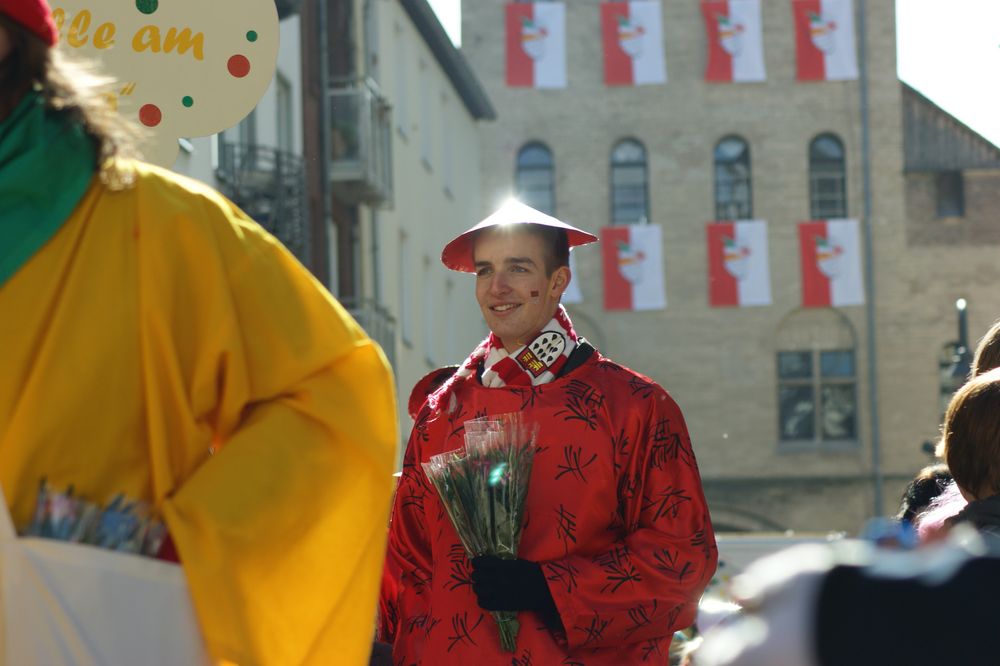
[
  {"xmin": 182, "ymin": 96, "xmax": 194, "ymax": 108},
  {"xmin": 135, "ymin": 0, "xmax": 158, "ymax": 14},
  {"xmin": 246, "ymin": 30, "xmax": 258, "ymax": 42}
]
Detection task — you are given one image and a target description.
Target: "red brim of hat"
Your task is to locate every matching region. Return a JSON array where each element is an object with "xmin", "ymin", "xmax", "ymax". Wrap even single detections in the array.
[{"xmin": 441, "ymin": 201, "xmax": 598, "ymax": 273}]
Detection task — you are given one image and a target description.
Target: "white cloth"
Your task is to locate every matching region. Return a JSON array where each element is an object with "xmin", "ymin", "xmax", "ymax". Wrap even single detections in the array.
[{"xmin": 0, "ymin": 487, "xmax": 210, "ymax": 666}]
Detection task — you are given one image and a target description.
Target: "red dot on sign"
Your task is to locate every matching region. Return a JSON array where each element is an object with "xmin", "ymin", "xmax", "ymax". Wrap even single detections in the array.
[
  {"xmin": 139, "ymin": 104, "xmax": 162, "ymax": 127},
  {"xmin": 227, "ymin": 55, "xmax": 251, "ymax": 78}
]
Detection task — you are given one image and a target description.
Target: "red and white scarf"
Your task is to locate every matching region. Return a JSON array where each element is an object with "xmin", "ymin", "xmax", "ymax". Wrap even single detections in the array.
[{"xmin": 429, "ymin": 305, "xmax": 578, "ymax": 413}]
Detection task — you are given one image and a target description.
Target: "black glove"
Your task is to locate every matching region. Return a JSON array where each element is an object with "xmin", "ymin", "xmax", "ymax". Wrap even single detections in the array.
[{"xmin": 470, "ymin": 555, "xmax": 562, "ymax": 630}]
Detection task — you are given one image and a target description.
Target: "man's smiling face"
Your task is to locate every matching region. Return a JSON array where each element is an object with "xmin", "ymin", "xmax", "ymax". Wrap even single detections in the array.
[{"xmin": 473, "ymin": 226, "xmax": 568, "ymax": 352}]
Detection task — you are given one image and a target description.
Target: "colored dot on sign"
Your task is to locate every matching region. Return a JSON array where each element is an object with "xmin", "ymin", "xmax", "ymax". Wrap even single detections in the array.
[
  {"xmin": 182, "ymin": 96, "xmax": 194, "ymax": 108},
  {"xmin": 227, "ymin": 55, "xmax": 251, "ymax": 78},
  {"xmin": 246, "ymin": 30, "xmax": 258, "ymax": 42},
  {"xmin": 135, "ymin": 0, "xmax": 158, "ymax": 14},
  {"xmin": 139, "ymin": 104, "xmax": 162, "ymax": 127}
]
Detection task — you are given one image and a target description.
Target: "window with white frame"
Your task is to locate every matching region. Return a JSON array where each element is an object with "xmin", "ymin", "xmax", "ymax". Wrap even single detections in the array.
[
  {"xmin": 276, "ymin": 74, "xmax": 293, "ymax": 154},
  {"xmin": 776, "ymin": 309, "xmax": 858, "ymax": 448},
  {"xmin": 714, "ymin": 135, "xmax": 752, "ymax": 220},
  {"xmin": 239, "ymin": 107, "xmax": 257, "ymax": 146},
  {"xmin": 443, "ymin": 280, "xmax": 456, "ymax": 360},
  {"xmin": 516, "ymin": 142, "xmax": 555, "ymax": 215},
  {"xmin": 611, "ymin": 138, "xmax": 649, "ymax": 225},
  {"xmin": 935, "ymin": 171, "xmax": 964, "ymax": 218},
  {"xmin": 441, "ymin": 94, "xmax": 453, "ymax": 194},
  {"xmin": 238, "ymin": 107, "xmax": 258, "ymax": 169},
  {"xmin": 809, "ymin": 134, "xmax": 847, "ymax": 219},
  {"xmin": 419, "ymin": 61, "xmax": 432, "ymax": 167},
  {"xmin": 400, "ymin": 233, "xmax": 413, "ymax": 345},
  {"xmin": 423, "ymin": 258, "xmax": 436, "ymax": 364},
  {"xmin": 393, "ymin": 25, "xmax": 408, "ymax": 137}
]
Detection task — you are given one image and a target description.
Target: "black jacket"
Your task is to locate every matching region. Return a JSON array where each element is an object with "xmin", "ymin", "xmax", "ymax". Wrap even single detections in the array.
[{"xmin": 816, "ymin": 546, "xmax": 1000, "ymax": 665}]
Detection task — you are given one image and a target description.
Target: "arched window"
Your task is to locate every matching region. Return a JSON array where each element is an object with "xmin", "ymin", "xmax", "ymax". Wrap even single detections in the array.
[
  {"xmin": 775, "ymin": 309, "xmax": 858, "ymax": 448},
  {"xmin": 611, "ymin": 139, "xmax": 649, "ymax": 225},
  {"xmin": 515, "ymin": 142, "xmax": 555, "ymax": 215},
  {"xmin": 809, "ymin": 134, "xmax": 847, "ymax": 219},
  {"xmin": 714, "ymin": 136, "xmax": 752, "ymax": 220}
]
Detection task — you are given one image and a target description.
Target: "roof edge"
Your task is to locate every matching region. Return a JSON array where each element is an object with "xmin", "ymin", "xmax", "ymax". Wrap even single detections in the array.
[
  {"xmin": 901, "ymin": 81, "xmax": 1000, "ymax": 168},
  {"xmin": 399, "ymin": 0, "xmax": 497, "ymax": 121}
]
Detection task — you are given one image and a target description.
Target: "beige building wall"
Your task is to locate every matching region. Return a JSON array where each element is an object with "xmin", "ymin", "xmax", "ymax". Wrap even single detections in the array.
[
  {"xmin": 367, "ymin": 1, "xmax": 490, "ymax": 441},
  {"xmin": 460, "ymin": 0, "xmax": 1000, "ymax": 532}
]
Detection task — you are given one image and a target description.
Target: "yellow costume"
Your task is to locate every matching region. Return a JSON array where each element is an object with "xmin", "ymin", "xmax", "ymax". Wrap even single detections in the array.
[{"xmin": 0, "ymin": 161, "xmax": 397, "ymax": 665}]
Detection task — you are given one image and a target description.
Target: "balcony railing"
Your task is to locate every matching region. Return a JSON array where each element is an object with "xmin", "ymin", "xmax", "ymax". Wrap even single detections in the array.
[
  {"xmin": 330, "ymin": 79, "xmax": 393, "ymax": 207},
  {"xmin": 347, "ymin": 299, "xmax": 397, "ymax": 373},
  {"xmin": 217, "ymin": 143, "xmax": 308, "ymax": 263}
]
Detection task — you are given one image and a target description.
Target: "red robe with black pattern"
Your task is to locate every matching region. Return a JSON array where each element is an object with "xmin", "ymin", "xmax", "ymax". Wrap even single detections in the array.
[{"xmin": 380, "ymin": 350, "xmax": 717, "ymax": 665}]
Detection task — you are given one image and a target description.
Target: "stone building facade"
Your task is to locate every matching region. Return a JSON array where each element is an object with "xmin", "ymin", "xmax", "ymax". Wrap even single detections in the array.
[{"xmin": 459, "ymin": 0, "xmax": 1000, "ymax": 532}]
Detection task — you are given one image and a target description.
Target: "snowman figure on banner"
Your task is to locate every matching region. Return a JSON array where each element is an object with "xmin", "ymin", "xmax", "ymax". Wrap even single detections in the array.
[
  {"xmin": 616, "ymin": 14, "xmax": 646, "ymax": 59},
  {"xmin": 722, "ymin": 235, "xmax": 751, "ymax": 281},
  {"xmin": 716, "ymin": 14, "xmax": 745, "ymax": 57},
  {"xmin": 616, "ymin": 240, "xmax": 646, "ymax": 285},
  {"xmin": 815, "ymin": 236, "xmax": 844, "ymax": 279},
  {"xmin": 519, "ymin": 16, "xmax": 549, "ymax": 61},
  {"xmin": 808, "ymin": 11, "xmax": 838, "ymax": 54}
]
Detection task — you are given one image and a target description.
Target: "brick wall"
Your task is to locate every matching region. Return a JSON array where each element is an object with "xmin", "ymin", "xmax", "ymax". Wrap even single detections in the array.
[{"xmin": 460, "ymin": 0, "xmax": 1000, "ymax": 531}]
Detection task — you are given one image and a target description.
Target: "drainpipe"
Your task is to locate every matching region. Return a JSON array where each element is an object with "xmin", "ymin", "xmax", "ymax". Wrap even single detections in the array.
[
  {"xmin": 363, "ymin": 0, "xmax": 380, "ymax": 308},
  {"xmin": 857, "ymin": 0, "xmax": 883, "ymax": 515},
  {"xmin": 317, "ymin": 0, "xmax": 336, "ymax": 291}
]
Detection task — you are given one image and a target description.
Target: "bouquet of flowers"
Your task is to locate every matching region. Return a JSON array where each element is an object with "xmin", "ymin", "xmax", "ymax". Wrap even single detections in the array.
[{"xmin": 422, "ymin": 412, "xmax": 539, "ymax": 652}]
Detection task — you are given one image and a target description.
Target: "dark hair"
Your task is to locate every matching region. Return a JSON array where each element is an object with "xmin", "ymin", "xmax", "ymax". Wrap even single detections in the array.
[
  {"xmin": 522, "ymin": 225, "xmax": 569, "ymax": 276},
  {"xmin": 940, "ymin": 367, "xmax": 1000, "ymax": 500},
  {"xmin": 896, "ymin": 463, "xmax": 952, "ymax": 523},
  {"xmin": 972, "ymin": 320, "xmax": 1000, "ymax": 378},
  {"xmin": 472, "ymin": 224, "xmax": 570, "ymax": 277},
  {"xmin": 0, "ymin": 14, "xmax": 140, "ymax": 183}
]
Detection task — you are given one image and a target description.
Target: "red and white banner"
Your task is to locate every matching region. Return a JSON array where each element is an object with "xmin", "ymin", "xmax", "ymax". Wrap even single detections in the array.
[
  {"xmin": 506, "ymin": 3, "xmax": 567, "ymax": 88},
  {"xmin": 701, "ymin": 0, "xmax": 766, "ymax": 82},
  {"xmin": 601, "ymin": 1, "xmax": 667, "ymax": 86},
  {"xmin": 799, "ymin": 219, "xmax": 864, "ymax": 307},
  {"xmin": 707, "ymin": 220, "xmax": 771, "ymax": 307},
  {"xmin": 792, "ymin": 0, "xmax": 858, "ymax": 81},
  {"xmin": 601, "ymin": 225, "xmax": 667, "ymax": 311}
]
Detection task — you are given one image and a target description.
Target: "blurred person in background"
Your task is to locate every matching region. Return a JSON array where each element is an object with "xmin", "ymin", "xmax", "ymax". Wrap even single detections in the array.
[
  {"xmin": 0, "ymin": 1, "xmax": 397, "ymax": 663},
  {"xmin": 937, "ymin": 367, "xmax": 1000, "ymax": 539},
  {"xmin": 697, "ymin": 533, "xmax": 1000, "ymax": 666},
  {"xmin": 896, "ymin": 462, "xmax": 951, "ymax": 525},
  {"xmin": 911, "ymin": 319, "xmax": 1000, "ymax": 543},
  {"xmin": 971, "ymin": 319, "xmax": 1000, "ymax": 378},
  {"xmin": 698, "ymin": 368, "xmax": 1000, "ymax": 666}
]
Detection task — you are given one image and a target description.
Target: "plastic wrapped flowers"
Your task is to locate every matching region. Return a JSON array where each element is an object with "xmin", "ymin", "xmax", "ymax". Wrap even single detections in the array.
[{"xmin": 422, "ymin": 412, "xmax": 539, "ymax": 652}]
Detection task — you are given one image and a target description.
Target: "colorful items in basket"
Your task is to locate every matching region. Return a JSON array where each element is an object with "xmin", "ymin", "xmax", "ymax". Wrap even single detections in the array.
[{"xmin": 22, "ymin": 479, "xmax": 169, "ymax": 558}]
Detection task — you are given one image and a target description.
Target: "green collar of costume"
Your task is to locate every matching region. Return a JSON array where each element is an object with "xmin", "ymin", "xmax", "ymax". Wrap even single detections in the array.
[{"xmin": 0, "ymin": 91, "xmax": 96, "ymax": 287}]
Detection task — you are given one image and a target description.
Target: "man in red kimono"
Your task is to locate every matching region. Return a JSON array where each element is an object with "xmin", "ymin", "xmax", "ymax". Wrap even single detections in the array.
[{"xmin": 381, "ymin": 200, "xmax": 717, "ymax": 664}]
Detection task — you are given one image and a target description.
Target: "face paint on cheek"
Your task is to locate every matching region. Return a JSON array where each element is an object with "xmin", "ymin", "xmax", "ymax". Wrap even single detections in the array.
[{"xmin": 530, "ymin": 290, "xmax": 540, "ymax": 302}]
